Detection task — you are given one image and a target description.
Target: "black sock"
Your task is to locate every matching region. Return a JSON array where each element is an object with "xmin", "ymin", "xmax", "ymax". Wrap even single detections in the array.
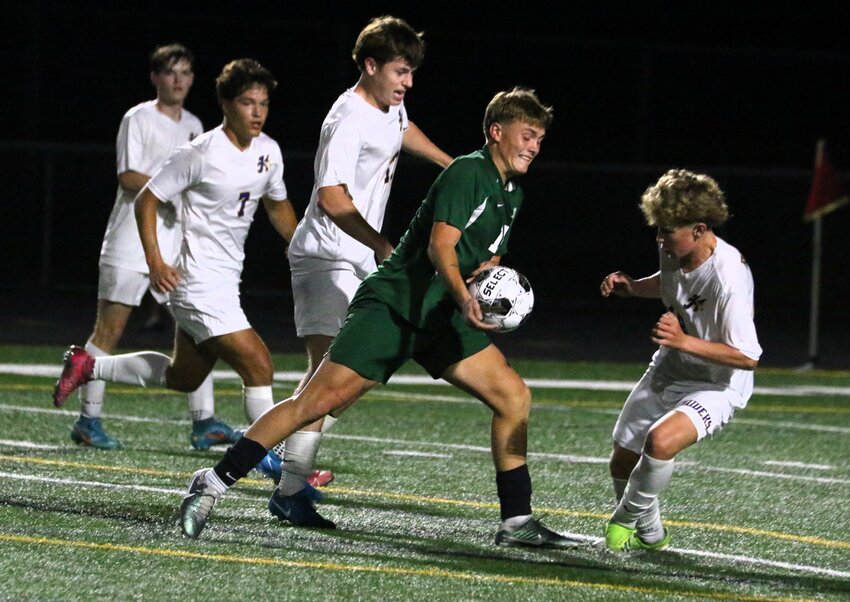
[
  {"xmin": 213, "ymin": 437, "xmax": 267, "ymax": 487},
  {"xmin": 495, "ymin": 464, "xmax": 532, "ymax": 520}
]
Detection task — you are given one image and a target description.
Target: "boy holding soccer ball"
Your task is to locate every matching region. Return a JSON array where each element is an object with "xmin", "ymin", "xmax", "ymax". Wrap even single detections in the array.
[
  {"xmin": 600, "ymin": 169, "xmax": 762, "ymax": 551},
  {"xmin": 179, "ymin": 87, "xmax": 575, "ymax": 548}
]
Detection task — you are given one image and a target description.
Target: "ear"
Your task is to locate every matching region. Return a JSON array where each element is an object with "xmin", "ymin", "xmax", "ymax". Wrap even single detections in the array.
[
  {"xmin": 693, "ymin": 223, "xmax": 708, "ymax": 239},
  {"xmin": 149, "ymin": 71, "xmax": 158, "ymax": 87},
  {"xmin": 363, "ymin": 57, "xmax": 379, "ymax": 76},
  {"xmin": 488, "ymin": 122, "xmax": 502, "ymax": 142}
]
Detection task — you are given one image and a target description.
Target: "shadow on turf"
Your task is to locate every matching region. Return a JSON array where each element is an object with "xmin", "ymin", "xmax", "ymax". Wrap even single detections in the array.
[{"xmin": 4, "ymin": 493, "xmax": 845, "ymax": 598}]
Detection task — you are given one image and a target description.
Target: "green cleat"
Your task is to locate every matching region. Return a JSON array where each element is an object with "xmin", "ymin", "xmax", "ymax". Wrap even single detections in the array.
[
  {"xmin": 604, "ymin": 521, "xmax": 636, "ymax": 551},
  {"xmin": 494, "ymin": 517, "xmax": 578, "ymax": 548},
  {"xmin": 627, "ymin": 528, "xmax": 671, "ymax": 551}
]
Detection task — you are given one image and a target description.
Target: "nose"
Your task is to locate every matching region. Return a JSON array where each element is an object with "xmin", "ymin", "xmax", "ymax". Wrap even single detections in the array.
[{"xmin": 403, "ymin": 72, "xmax": 413, "ymax": 89}]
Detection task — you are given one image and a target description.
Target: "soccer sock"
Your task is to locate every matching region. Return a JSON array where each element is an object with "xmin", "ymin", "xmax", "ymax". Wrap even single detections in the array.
[
  {"xmin": 612, "ymin": 477, "xmax": 628, "ymax": 502},
  {"xmin": 495, "ymin": 464, "xmax": 532, "ymax": 521},
  {"xmin": 243, "ymin": 385, "xmax": 274, "ymax": 423},
  {"xmin": 92, "ymin": 352, "xmax": 170, "ymax": 387},
  {"xmin": 611, "ymin": 454, "xmax": 674, "ymax": 528},
  {"xmin": 79, "ymin": 341, "xmax": 108, "ymax": 418},
  {"xmin": 636, "ymin": 500, "xmax": 665, "ymax": 543},
  {"xmin": 187, "ymin": 372, "xmax": 215, "ymax": 422},
  {"xmin": 321, "ymin": 414, "xmax": 337, "ymax": 433},
  {"xmin": 277, "ymin": 431, "xmax": 322, "ymax": 496},
  {"xmin": 213, "ymin": 436, "xmax": 268, "ymax": 487}
]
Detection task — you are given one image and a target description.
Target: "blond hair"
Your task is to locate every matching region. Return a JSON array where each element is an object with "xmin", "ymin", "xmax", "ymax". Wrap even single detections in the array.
[{"xmin": 640, "ymin": 169, "xmax": 729, "ymax": 229}]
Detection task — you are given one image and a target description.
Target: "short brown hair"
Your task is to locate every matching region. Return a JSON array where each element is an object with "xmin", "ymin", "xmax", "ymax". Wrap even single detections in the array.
[
  {"xmin": 351, "ymin": 15, "xmax": 425, "ymax": 71},
  {"xmin": 215, "ymin": 58, "xmax": 277, "ymax": 103},
  {"xmin": 640, "ymin": 169, "xmax": 729, "ymax": 229},
  {"xmin": 150, "ymin": 43, "xmax": 194, "ymax": 73},
  {"xmin": 483, "ymin": 87, "xmax": 553, "ymax": 138}
]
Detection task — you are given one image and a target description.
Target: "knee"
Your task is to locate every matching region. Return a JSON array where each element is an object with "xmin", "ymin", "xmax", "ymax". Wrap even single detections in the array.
[
  {"xmin": 609, "ymin": 446, "xmax": 638, "ymax": 479},
  {"xmin": 494, "ymin": 381, "xmax": 531, "ymax": 422},
  {"xmin": 643, "ymin": 429, "xmax": 678, "ymax": 461}
]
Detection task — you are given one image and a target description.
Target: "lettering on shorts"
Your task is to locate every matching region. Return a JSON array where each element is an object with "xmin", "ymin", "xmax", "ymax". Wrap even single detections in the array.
[{"xmin": 680, "ymin": 398, "xmax": 712, "ymax": 430}]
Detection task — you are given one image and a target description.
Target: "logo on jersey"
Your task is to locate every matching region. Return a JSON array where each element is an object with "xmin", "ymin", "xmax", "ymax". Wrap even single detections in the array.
[
  {"xmin": 683, "ymin": 293, "xmax": 707, "ymax": 311},
  {"xmin": 257, "ymin": 155, "xmax": 271, "ymax": 173}
]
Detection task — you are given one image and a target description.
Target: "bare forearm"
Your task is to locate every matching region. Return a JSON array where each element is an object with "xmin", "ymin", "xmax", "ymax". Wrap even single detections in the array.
[
  {"xmin": 427, "ymin": 242, "xmax": 470, "ymax": 307},
  {"xmin": 118, "ymin": 170, "xmax": 150, "ymax": 195},
  {"xmin": 318, "ymin": 186, "xmax": 391, "ymax": 257},
  {"xmin": 134, "ymin": 189, "xmax": 164, "ymax": 266},
  {"xmin": 263, "ymin": 198, "xmax": 297, "ymax": 243},
  {"xmin": 403, "ymin": 122, "xmax": 453, "ymax": 168}
]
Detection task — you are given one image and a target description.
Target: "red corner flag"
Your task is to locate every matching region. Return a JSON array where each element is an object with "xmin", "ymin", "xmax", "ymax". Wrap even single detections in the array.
[{"xmin": 804, "ymin": 139, "xmax": 849, "ymax": 221}]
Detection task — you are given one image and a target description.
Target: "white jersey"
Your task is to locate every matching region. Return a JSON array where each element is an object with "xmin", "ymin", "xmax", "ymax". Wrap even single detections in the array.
[
  {"xmin": 648, "ymin": 237, "xmax": 762, "ymax": 401},
  {"xmin": 147, "ymin": 125, "xmax": 288, "ymax": 298},
  {"xmin": 99, "ymin": 100, "xmax": 203, "ymax": 272},
  {"xmin": 288, "ymin": 88, "xmax": 409, "ymax": 278}
]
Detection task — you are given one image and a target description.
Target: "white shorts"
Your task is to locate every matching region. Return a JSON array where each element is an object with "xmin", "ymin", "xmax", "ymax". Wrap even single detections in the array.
[
  {"xmin": 612, "ymin": 372, "xmax": 743, "ymax": 454},
  {"xmin": 292, "ymin": 269, "xmax": 362, "ymax": 338},
  {"xmin": 98, "ymin": 264, "xmax": 167, "ymax": 306},
  {"xmin": 170, "ymin": 289, "xmax": 252, "ymax": 344}
]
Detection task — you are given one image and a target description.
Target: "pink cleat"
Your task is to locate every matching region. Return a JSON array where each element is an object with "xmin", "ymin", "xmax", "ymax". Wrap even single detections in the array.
[
  {"xmin": 307, "ymin": 469, "xmax": 335, "ymax": 488},
  {"xmin": 53, "ymin": 345, "xmax": 95, "ymax": 407}
]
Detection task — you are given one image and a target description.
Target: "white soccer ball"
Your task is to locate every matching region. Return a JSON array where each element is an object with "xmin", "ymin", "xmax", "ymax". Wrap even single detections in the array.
[{"xmin": 467, "ymin": 266, "xmax": 534, "ymax": 333}]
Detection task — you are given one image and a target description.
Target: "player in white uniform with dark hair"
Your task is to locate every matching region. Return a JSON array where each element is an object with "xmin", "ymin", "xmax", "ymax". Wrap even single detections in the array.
[
  {"xmin": 265, "ymin": 15, "xmax": 453, "ymax": 492},
  {"xmin": 600, "ymin": 168, "xmax": 762, "ymax": 552},
  {"xmin": 68, "ymin": 43, "xmax": 238, "ymax": 451},
  {"xmin": 53, "ymin": 60, "xmax": 298, "ymax": 472}
]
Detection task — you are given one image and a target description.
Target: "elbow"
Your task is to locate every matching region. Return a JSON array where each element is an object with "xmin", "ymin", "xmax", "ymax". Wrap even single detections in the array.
[{"xmin": 741, "ymin": 357, "xmax": 759, "ymax": 371}]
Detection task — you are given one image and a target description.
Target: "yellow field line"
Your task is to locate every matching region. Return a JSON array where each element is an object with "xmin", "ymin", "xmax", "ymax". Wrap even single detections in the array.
[
  {"xmin": 0, "ymin": 533, "xmax": 812, "ymax": 602},
  {"xmin": 2, "ymin": 454, "xmax": 847, "ymax": 551}
]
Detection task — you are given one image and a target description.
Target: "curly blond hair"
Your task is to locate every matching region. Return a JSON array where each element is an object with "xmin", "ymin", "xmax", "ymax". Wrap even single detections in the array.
[{"xmin": 640, "ymin": 169, "xmax": 729, "ymax": 229}]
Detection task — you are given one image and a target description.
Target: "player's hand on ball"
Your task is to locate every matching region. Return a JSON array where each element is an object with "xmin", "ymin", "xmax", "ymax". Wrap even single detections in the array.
[
  {"xmin": 465, "ymin": 259, "xmax": 500, "ymax": 283},
  {"xmin": 601, "ymin": 271, "xmax": 634, "ymax": 297},
  {"xmin": 461, "ymin": 297, "xmax": 500, "ymax": 331}
]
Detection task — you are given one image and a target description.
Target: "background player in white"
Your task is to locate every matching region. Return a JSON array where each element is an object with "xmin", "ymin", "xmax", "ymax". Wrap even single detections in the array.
[
  {"xmin": 272, "ymin": 15, "xmax": 453, "ymax": 490},
  {"xmin": 600, "ymin": 169, "xmax": 762, "ymax": 551},
  {"xmin": 54, "ymin": 59, "xmax": 298, "ymax": 468},
  {"xmin": 69, "ymin": 43, "xmax": 238, "ymax": 451}
]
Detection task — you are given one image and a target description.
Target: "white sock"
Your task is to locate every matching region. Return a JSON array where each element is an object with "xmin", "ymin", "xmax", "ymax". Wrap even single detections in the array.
[
  {"xmin": 636, "ymin": 500, "xmax": 664, "ymax": 543},
  {"xmin": 612, "ymin": 477, "xmax": 628, "ymax": 502},
  {"xmin": 277, "ymin": 431, "xmax": 322, "ymax": 496},
  {"xmin": 611, "ymin": 454, "xmax": 674, "ymax": 528},
  {"xmin": 321, "ymin": 414, "xmax": 337, "ymax": 433},
  {"xmin": 92, "ymin": 351, "xmax": 170, "ymax": 387},
  {"xmin": 501, "ymin": 513, "xmax": 532, "ymax": 530},
  {"xmin": 188, "ymin": 372, "xmax": 215, "ymax": 422},
  {"xmin": 271, "ymin": 441, "xmax": 285, "ymax": 460},
  {"xmin": 203, "ymin": 468, "xmax": 228, "ymax": 496},
  {"xmin": 80, "ymin": 341, "xmax": 108, "ymax": 418},
  {"xmin": 243, "ymin": 385, "xmax": 273, "ymax": 423}
]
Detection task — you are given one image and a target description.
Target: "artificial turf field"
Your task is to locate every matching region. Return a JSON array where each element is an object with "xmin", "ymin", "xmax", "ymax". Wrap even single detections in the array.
[{"xmin": 0, "ymin": 344, "xmax": 847, "ymax": 601}]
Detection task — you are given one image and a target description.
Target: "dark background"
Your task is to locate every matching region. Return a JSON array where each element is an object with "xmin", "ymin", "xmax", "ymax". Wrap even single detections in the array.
[{"xmin": 2, "ymin": 1, "xmax": 849, "ymax": 367}]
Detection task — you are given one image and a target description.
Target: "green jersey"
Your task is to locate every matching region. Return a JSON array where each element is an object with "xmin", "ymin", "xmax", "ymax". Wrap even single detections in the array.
[{"xmin": 363, "ymin": 146, "xmax": 523, "ymax": 329}]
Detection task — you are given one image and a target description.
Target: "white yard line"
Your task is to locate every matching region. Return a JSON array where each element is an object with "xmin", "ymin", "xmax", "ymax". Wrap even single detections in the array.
[
  {"xmin": 4, "ymin": 363, "xmax": 850, "ymax": 396},
  {"xmin": 0, "ymin": 470, "xmax": 847, "ymax": 580}
]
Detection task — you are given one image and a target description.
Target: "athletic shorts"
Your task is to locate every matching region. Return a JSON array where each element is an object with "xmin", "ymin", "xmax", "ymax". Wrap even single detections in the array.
[
  {"xmin": 612, "ymin": 371, "xmax": 744, "ymax": 454},
  {"xmin": 328, "ymin": 286, "xmax": 491, "ymax": 384},
  {"xmin": 292, "ymin": 269, "xmax": 362, "ymax": 338},
  {"xmin": 98, "ymin": 264, "xmax": 167, "ymax": 306},
  {"xmin": 170, "ymin": 287, "xmax": 251, "ymax": 344}
]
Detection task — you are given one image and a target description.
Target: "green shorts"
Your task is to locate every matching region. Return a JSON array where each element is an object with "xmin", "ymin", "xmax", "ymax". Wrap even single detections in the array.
[{"xmin": 328, "ymin": 287, "xmax": 491, "ymax": 384}]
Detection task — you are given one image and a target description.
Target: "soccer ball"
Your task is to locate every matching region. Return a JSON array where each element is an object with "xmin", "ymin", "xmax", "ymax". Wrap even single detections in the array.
[{"xmin": 467, "ymin": 266, "xmax": 534, "ymax": 332}]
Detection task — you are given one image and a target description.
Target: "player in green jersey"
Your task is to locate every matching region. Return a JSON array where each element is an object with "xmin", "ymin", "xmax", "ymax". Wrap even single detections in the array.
[{"xmin": 179, "ymin": 87, "xmax": 574, "ymax": 548}]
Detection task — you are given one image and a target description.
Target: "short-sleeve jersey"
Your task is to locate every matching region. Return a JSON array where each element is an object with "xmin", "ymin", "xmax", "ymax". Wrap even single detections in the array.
[
  {"xmin": 649, "ymin": 237, "xmax": 762, "ymax": 400},
  {"xmin": 146, "ymin": 125, "xmax": 288, "ymax": 297},
  {"xmin": 99, "ymin": 101, "xmax": 203, "ymax": 271},
  {"xmin": 363, "ymin": 146, "xmax": 523, "ymax": 329},
  {"xmin": 288, "ymin": 88, "xmax": 409, "ymax": 279}
]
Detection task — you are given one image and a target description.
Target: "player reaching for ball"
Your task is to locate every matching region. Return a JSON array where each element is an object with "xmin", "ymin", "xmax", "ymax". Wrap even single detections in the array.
[
  {"xmin": 178, "ymin": 87, "xmax": 574, "ymax": 549},
  {"xmin": 600, "ymin": 169, "xmax": 761, "ymax": 552}
]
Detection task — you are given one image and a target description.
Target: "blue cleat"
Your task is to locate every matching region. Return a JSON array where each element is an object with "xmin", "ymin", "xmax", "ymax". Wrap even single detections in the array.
[
  {"xmin": 190, "ymin": 417, "xmax": 241, "ymax": 450},
  {"xmin": 268, "ymin": 488, "xmax": 335, "ymax": 529},
  {"xmin": 70, "ymin": 416, "xmax": 121, "ymax": 450}
]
